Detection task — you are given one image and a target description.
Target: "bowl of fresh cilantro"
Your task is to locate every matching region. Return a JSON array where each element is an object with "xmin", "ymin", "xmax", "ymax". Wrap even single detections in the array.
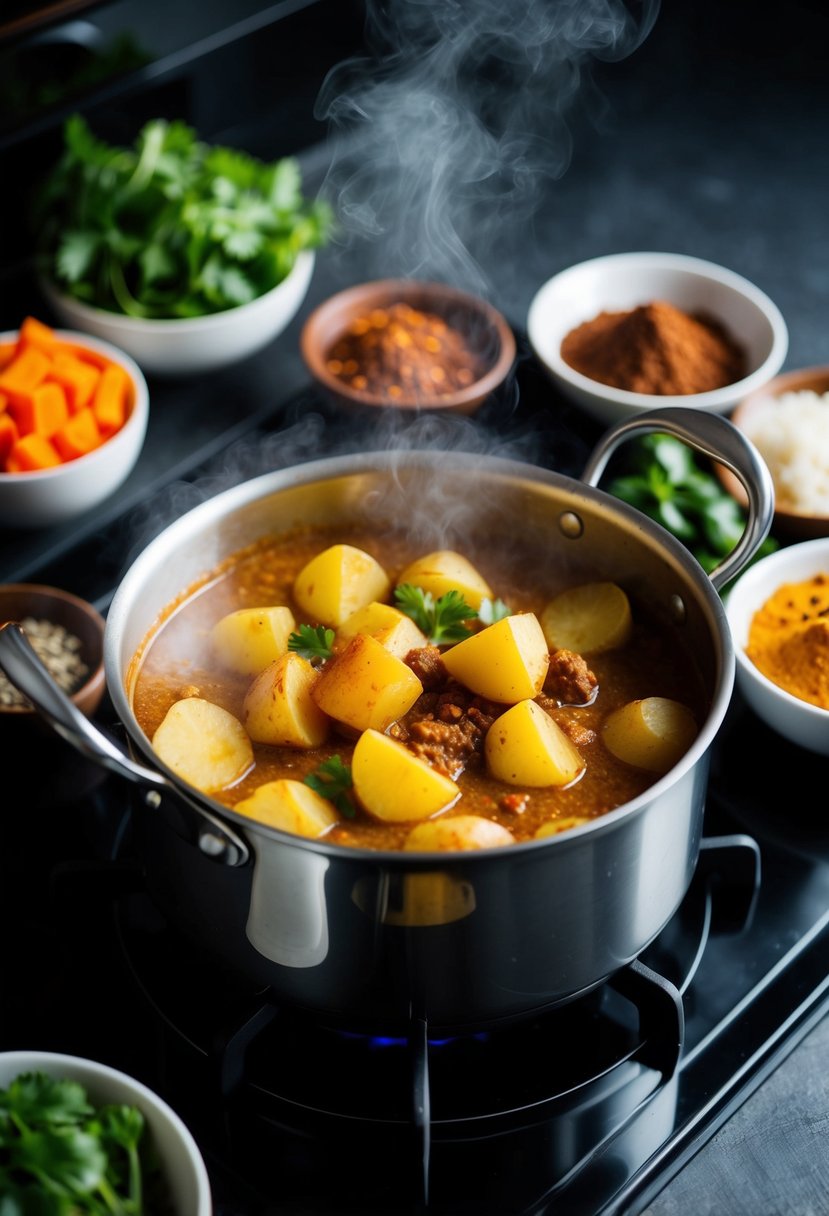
[
  {"xmin": 34, "ymin": 115, "xmax": 333, "ymax": 377},
  {"xmin": 0, "ymin": 1050, "xmax": 212, "ymax": 1214}
]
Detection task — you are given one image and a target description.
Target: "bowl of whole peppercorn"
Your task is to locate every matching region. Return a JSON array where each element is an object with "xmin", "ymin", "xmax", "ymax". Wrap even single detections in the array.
[
  {"xmin": 300, "ymin": 278, "xmax": 517, "ymax": 414},
  {"xmin": 0, "ymin": 584, "xmax": 106, "ymax": 726},
  {"xmin": 526, "ymin": 251, "xmax": 788, "ymax": 425}
]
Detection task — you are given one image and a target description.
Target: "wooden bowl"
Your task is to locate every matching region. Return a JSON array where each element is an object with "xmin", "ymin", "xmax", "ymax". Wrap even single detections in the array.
[
  {"xmin": 0, "ymin": 584, "xmax": 106, "ymax": 723},
  {"xmin": 300, "ymin": 278, "xmax": 516, "ymax": 414},
  {"xmin": 718, "ymin": 366, "xmax": 829, "ymax": 542}
]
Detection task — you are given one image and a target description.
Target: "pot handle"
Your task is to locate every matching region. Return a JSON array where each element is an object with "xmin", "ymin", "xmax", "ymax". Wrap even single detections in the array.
[
  {"xmin": 0, "ymin": 621, "xmax": 249, "ymax": 867},
  {"xmin": 580, "ymin": 406, "xmax": 775, "ymax": 592}
]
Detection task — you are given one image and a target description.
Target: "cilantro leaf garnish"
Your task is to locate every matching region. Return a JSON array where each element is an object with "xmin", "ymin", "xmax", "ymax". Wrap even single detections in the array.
[
  {"xmin": 288, "ymin": 624, "xmax": 335, "ymax": 663},
  {"xmin": 304, "ymin": 755, "xmax": 355, "ymax": 818},
  {"xmin": 394, "ymin": 584, "xmax": 477, "ymax": 646},
  {"xmin": 478, "ymin": 597, "xmax": 511, "ymax": 626}
]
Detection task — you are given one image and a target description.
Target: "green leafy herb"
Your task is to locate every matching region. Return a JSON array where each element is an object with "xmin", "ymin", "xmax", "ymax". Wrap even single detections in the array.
[
  {"xmin": 478, "ymin": 596, "xmax": 511, "ymax": 626},
  {"xmin": 394, "ymin": 584, "xmax": 477, "ymax": 645},
  {"xmin": 606, "ymin": 433, "xmax": 778, "ymax": 578},
  {"xmin": 0, "ymin": 1070, "xmax": 166, "ymax": 1214},
  {"xmin": 288, "ymin": 624, "xmax": 335, "ymax": 663},
  {"xmin": 34, "ymin": 114, "xmax": 333, "ymax": 319},
  {"xmin": 305, "ymin": 755, "xmax": 355, "ymax": 818}
]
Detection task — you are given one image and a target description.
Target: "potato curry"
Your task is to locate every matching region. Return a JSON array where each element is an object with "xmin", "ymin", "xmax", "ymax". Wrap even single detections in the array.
[{"xmin": 131, "ymin": 524, "xmax": 707, "ymax": 851}]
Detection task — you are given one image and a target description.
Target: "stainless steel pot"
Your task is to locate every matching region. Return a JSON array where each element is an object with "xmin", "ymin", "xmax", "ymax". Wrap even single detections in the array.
[{"xmin": 0, "ymin": 408, "xmax": 773, "ymax": 1030}]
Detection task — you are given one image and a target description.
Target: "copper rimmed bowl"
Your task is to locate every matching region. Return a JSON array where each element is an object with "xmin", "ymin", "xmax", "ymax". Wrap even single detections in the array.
[{"xmin": 300, "ymin": 278, "xmax": 517, "ymax": 414}]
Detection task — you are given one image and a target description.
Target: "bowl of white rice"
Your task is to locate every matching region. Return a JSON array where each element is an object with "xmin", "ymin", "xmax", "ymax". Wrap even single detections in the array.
[{"xmin": 718, "ymin": 366, "xmax": 829, "ymax": 540}]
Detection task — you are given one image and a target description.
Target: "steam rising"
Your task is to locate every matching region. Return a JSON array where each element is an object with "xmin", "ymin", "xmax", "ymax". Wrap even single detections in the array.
[
  {"xmin": 117, "ymin": 0, "xmax": 661, "ymax": 567},
  {"xmin": 317, "ymin": 0, "xmax": 659, "ymax": 294},
  {"xmin": 121, "ymin": 406, "xmax": 557, "ymax": 569}
]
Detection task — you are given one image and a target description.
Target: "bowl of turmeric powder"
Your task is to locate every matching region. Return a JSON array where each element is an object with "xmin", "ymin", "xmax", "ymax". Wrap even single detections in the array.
[
  {"xmin": 527, "ymin": 252, "xmax": 788, "ymax": 426},
  {"xmin": 725, "ymin": 536, "xmax": 829, "ymax": 756},
  {"xmin": 0, "ymin": 318, "xmax": 148, "ymax": 528},
  {"xmin": 300, "ymin": 278, "xmax": 517, "ymax": 414}
]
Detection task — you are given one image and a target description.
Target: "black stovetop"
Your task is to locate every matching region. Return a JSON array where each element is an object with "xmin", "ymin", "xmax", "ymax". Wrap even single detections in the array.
[{"xmin": 3, "ymin": 351, "xmax": 829, "ymax": 1216}]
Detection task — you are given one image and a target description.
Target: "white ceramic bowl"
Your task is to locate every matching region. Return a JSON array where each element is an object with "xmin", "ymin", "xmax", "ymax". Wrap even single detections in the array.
[
  {"xmin": 724, "ymin": 537, "xmax": 829, "ymax": 756},
  {"xmin": 0, "ymin": 1050, "xmax": 211, "ymax": 1214},
  {"xmin": 527, "ymin": 251, "xmax": 789, "ymax": 425},
  {"xmin": 0, "ymin": 329, "xmax": 148, "ymax": 528},
  {"xmin": 41, "ymin": 250, "xmax": 315, "ymax": 377}
]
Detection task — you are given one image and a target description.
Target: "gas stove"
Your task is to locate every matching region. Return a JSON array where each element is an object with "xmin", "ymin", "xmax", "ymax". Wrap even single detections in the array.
[{"xmin": 3, "ymin": 351, "xmax": 829, "ymax": 1216}]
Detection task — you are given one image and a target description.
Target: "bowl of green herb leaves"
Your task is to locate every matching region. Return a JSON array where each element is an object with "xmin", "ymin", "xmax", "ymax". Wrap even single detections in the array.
[
  {"xmin": 0, "ymin": 1051, "xmax": 212, "ymax": 1214},
  {"xmin": 604, "ymin": 432, "xmax": 778, "ymax": 581},
  {"xmin": 35, "ymin": 115, "xmax": 332, "ymax": 376}
]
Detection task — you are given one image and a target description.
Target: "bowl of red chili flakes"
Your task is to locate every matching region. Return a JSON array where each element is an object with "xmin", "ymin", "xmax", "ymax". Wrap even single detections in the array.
[{"xmin": 300, "ymin": 279, "xmax": 517, "ymax": 414}]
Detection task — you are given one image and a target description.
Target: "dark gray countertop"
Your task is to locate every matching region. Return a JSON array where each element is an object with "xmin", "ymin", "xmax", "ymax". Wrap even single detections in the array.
[{"xmin": 2, "ymin": 2, "xmax": 828, "ymax": 1211}]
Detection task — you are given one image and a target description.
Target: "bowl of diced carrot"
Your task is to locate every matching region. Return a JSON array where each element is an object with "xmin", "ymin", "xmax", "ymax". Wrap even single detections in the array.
[{"xmin": 0, "ymin": 317, "xmax": 148, "ymax": 528}]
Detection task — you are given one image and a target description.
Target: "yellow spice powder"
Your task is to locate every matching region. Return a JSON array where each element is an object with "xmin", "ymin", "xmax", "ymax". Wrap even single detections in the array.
[{"xmin": 747, "ymin": 572, "xmax": 829, "ymax": 708}]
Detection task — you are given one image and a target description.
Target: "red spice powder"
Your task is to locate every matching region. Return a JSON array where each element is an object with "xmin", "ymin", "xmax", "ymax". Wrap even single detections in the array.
[{"xmin": 560, "ymin": 299, "xmax": 747, "ymax": 395}]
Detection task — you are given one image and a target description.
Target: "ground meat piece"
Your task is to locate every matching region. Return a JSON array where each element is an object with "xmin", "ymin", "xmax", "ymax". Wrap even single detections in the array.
[
  {"xmin": 390, "ymin": 679, "xmax": 501, "ymax": 778},
  {"xmin": 545, "ymin": 649, "xmax": 598, "ymax": 705},
  {"xmin": 404, "ymin": 645, "xmax": 448, "ymax": 690}
]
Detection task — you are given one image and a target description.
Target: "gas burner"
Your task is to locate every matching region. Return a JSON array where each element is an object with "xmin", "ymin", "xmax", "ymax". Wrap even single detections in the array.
[{"xmin": 63, "ymin": 824, "xmax": 751, "ymax": 1215}]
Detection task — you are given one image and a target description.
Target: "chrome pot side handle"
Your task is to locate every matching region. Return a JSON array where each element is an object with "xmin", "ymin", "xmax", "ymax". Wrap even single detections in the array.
[
  {"xmin": 581, "ymin": 406, "xmax": 775, "ymax": 592},
  {"xmin": 0, "ymin": 621, "xmax": 249, "ymax": 867}
]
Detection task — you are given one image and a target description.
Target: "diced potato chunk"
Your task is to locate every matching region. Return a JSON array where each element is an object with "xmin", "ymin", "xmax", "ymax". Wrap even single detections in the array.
[
  {"xmin": 540, "ymin": 582, "xmax": 632, "ymax": 655},
  {"xmin": 485, "ymin": 699, "xmax": 584, "ymax": 787},
  {"xmin": 534, "ymin": 815, "xmax": 590, "ymax": 839},
  {"xmin": 311, "ymin": 633, "xmax": 423, "ymax": 733},
  {"xmin": 602, "ymin": 696, "xmax": 697, "ymax": 773},
  {"xmin": 337, "ymin": 601, "xmax": 429, "ymax": 658},
  {"xmin": 293, "ymin": 544, "xmax": 391, "ymax": 627},
  {"xmin": 210, "ymin": 605, "xmax": 296, "ymax": 676},
  {"xmin": 234, "ymin": 779, "xmax": 339, "ymax": 838},
  {"xmin": 441, "ymin": 613, "xmax": 549, "ymax": 703},
  {"xmin": 152, "ymin": 697, "xmax": 253, "ymax": 793},
  {"xmin": 352, "ymin": 728, "xmax": 459, "ymax": 822},
  {"xmin": 243, "ymin": 652, "xmax": 329, "ymax": 747},
  {"xmin": 403, "ymin": 816, "xmax": 515, "ymax": 851},
  {"xmin": 396, "ymin": 550, "xmax": 493, "ymax": 611}
]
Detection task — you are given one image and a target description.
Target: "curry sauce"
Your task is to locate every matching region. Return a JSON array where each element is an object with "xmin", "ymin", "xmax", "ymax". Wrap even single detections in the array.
[{"xmin": 131, "ymin": 523, "xmax": 708, "ymax": 850}]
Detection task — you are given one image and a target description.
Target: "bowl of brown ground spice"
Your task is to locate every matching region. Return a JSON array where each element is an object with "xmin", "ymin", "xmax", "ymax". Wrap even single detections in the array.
[
  {"xmin": 527, "ymin": 251, "xmax": 788, "ymax": 425},
  {"xmin": 300, "ymin": 279, "xmax": 516, "ymax": 414},
  {"xmin": 0, "ymin": 584, "xmax": 106, "ymax": 729}
]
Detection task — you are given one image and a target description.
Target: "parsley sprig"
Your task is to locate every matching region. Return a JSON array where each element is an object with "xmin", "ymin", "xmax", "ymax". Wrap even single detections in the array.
[
  {"xmin": 478, "ymin": 596, "xmax": 511, "ymax": 626},
  {"xmin": 304, "ymin": 755, "xmax": 355, "ymax": 818},
  {"xmin": 288, "ymin": 624, "xmax": 335, "ymax": 663},
  {"xmin": 0, "ymin": 1070, "xmax": 166, "ymax": 1213},
  {"xmin": 35, "ymin": 114, "xmax": 333, "ymax": 319},
  {"xmin": 394, "ymin": 584, "xmax": 478, "ymax": 646}
]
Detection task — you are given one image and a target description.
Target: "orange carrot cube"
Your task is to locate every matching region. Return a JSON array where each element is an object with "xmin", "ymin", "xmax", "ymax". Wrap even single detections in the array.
[
  {"xmin": 0, "ymin": 343, "xmax": 15, "ymax": 372},
  {"xmin": 0, "ymin": 413, "xmax": 19, "ymax": 467},
  {"xmin": 18, "ymin": 316, "xmax": 57, "ymax": 356},
  {"xmin": 92, "ymin": 364, "xmax": 130, "ymax": 437},
  {"xmin": 6, "ymin": 433, "xmax": 61, "ymax": 472},
  {"xmin": 0, "ymin": 346, "xmax": 51, "ymax": 404},
  {"xmin": 53, "ymin": 407, "xmax": 103, "ymax": 461},
  {"xmin": 47, "ymin": 352, "xmax": 100, "ymax": 412},
  {"xmin": 8, "ymin": 381, "xmax": 69, "ymax": 438}
]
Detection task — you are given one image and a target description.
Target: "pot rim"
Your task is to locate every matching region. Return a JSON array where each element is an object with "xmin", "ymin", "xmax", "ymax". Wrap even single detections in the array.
[{"xmin": 105, "ymin": 448, "xmax": 734, "ymax": 861}]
